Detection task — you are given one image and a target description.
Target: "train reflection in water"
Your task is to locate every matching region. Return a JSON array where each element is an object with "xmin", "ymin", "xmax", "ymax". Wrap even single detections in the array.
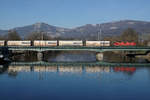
[
  {"xmin": 0, "ymin": 65, "xmax": 137, "ymax": 76},
  {"xmin": 85, "ymin": 66, "xmax": 110, "ymax": 73},
  {"xmin": 59, "ymin": 66, "xmax": 82, "ymax": 73},
  {"xmin": 7, "ymin": 66, "xmax": 111, "ymax": 73},
  {"xmin": 113, "ymin": 67, "xmax": 136, "ymax": 72},
  {"xmin": 34, "ymin": 66, "xmax": 57, "ymax": 72}
]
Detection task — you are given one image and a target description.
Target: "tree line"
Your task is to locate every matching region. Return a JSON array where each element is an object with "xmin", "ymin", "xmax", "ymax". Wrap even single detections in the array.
[
  {"xmin": 0, "ymin": 30, "xmax": 52, "ymax": 40},
  {"xmin": 103, "ymin": 28, "xmax": 148, "ymax": 46}
]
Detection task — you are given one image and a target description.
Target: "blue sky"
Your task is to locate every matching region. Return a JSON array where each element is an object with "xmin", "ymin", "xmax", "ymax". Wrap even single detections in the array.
[{"xmin": 0, "ymin": 0, "xmax": 150, "ymax": 29}]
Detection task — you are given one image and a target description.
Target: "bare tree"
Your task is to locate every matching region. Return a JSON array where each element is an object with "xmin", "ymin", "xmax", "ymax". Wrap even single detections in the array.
[
  {"xmin": 25, "ymin": 31, "xmax": 52, "ymax": 40},
  {"xmin": 6, "ymin": 30, "xmax": 21, "ymax": 40},
  {"xmin": 120, "ymin": 28, "xmax": 139, "ymax": 43}
]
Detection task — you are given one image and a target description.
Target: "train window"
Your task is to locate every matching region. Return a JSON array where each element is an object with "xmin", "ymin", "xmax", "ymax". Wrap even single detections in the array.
[
  {"xmin": 22, "ymin": 42, "xmax": 30, "ymax": 44},
  {"xmin": 73, "ymin": 42, "xmax": 81, "ymax": 44},
  {"xmin": 48, "ymin": 42, "xmax": 56, "ymax": 44}
]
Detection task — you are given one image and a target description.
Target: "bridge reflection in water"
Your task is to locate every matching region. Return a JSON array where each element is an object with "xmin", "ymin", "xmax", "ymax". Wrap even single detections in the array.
[
  {"xmin": 0, "ymin": 65, "xmax": 138, "ymax": 83},
  {"xmin": 10, "ymin": 61, "xmax": 150, "ymax": 67},
  {"xmin": 1, "ymin": 61, "xmax": 149, "ymax": 76},
  {"xmin": 1, "ymin": 61, "xmax": 146, "ymax": 81}
]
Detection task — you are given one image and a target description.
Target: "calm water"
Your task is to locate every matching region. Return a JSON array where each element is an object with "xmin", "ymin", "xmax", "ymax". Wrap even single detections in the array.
[{"xmin": 0, "ymin": 52, "xmax": 150, "ymax": 100}]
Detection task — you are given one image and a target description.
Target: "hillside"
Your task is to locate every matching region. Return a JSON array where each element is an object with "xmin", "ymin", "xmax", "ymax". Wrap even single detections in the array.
[{"xmin": 0, "ymin": 20, "xmax": 150, "ymax": 40}]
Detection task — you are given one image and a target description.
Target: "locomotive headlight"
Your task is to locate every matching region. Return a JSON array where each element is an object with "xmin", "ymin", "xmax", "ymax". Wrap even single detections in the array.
[
  {"xmin": 0, "ymin": 65, "xmax": 3, "ymax": 68},
  {"xmin": 0, "ymin": 55, "xmax": 4, "ymax": 58}
]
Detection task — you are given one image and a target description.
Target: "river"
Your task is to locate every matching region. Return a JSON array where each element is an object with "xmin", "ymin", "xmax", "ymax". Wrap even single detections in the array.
[{"xmin": 0, "ymin": 51, "xmax": 150, "ymax": 100}]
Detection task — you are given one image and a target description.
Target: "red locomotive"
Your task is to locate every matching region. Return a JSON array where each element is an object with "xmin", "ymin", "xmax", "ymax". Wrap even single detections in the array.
[
  {"xmin": 113, "ymin": 67, "xmax": 136, "ymax": 72},
  {"xmin": 113, "ymin": 42, "xmax": 136, "ymax": 46}
]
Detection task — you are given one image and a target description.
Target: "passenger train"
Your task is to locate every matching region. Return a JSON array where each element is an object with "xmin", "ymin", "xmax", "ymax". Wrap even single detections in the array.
[{"xmin": 0, "ymin": 40, "xmax": 136, "ymax": 46}]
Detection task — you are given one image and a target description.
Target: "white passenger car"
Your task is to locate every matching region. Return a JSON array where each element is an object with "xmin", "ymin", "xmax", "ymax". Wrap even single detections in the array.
[
  {"xmin": 34, "ymin": 40, "xmax": 57, "ymax": 46},
  {"xmin": 7, "ymin": 41, "xmax": 31, "ymax": 46},
  {"xmin": 59, "ymin": 40, "xmax": 83, "ymax": 46},
  {"xmin": 0, "ymin": 40, "xmax": 5, "ymax": 46},
  {"xmin": 103, "ymin": 41, "xmax": 110, "ymax": 46},
  {"xmin": 86, "ymin": 41, "xmax": 102, "ymax": 46},
  {"xmin": 86, "ymin": 41, "xmax": 110, "ymax": 46}
]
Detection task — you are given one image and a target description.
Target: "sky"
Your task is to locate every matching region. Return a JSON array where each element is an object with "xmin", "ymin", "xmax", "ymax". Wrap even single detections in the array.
[{"xmin": 0, "ymin": 0, "xmax": 150, "ymax": 29}]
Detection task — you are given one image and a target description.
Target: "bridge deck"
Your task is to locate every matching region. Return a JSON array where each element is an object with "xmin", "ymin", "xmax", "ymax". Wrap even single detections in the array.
[{"xmin": 0, "ymin": 46, "xmax": 150, "ymax": 52}]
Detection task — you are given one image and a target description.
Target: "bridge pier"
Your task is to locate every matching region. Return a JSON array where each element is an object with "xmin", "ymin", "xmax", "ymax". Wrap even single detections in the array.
[
  {"xmin": 96, "ymin": 52, "xmax": 103, "ymax": 61},
  {"xmin": 37, "ymin": 52, "xmax": 43, "ymax": 61}
]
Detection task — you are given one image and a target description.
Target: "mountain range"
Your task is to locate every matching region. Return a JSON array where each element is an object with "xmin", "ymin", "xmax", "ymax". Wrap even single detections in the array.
[{"xmin": 0, "ymin": 20, "xmax": 150, "ymax": 40}]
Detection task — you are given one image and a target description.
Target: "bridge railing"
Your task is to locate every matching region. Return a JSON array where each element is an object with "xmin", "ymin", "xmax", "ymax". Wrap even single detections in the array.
[
  {"xmin": 0, "ymin": 46, "xmax": 150, "ymax": 51},
  {"xmin": 5, "ymin": 46, "xmax": 150, "ymax": 49}
]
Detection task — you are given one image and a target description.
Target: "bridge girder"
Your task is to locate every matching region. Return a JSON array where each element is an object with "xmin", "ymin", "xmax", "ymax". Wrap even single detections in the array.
[{"xmin": 0, "ymin": 46, "xmax": 150, "ymax": 52}]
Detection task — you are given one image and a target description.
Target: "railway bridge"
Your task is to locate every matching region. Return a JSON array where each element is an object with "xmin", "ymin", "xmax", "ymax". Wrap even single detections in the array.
[{"xmin": 1, "ymin": 46, "xmax": 150, "ymax": 61}]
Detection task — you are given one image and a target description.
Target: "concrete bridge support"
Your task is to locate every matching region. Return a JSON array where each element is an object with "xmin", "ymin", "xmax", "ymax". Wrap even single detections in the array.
[
  {"xmin": 37, "ymin": 52, "xmax": 43, "ymax": 61},
  {"xmin": 96, "ymin": 52, "xmax": 103, "ymax": 61}
]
